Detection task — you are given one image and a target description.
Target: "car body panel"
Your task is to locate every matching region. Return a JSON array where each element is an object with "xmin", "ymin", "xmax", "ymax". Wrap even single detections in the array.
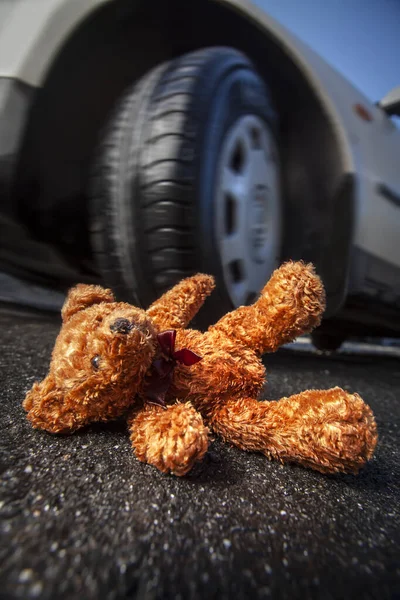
[
  {"xmin": 0, "ymin": 0, "xmax": 109, "ymax": 86},
  {"xmin": 0, "ymin": 0, "xmax": 399, "ymax": 288}
]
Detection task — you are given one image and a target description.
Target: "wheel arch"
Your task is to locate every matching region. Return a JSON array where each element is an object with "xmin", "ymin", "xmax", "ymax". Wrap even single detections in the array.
[{"xmin": 15, "ymin": 0, "xmax": 354, "ymax": 315}]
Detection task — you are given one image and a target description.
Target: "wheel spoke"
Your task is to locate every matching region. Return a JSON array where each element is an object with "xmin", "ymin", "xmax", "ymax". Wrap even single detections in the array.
[
  {"xmin": 247, "ymin": 258, "xmax": 266, "ymax": 295},
  {"xmin": 221, "ymin": 167, "xmax": 246, "ymax": 203},
  {"xmin": 230, "ymin": 280, "xmax": 249, "ymax": 307},
  {"xmin": 220, "ymin": 234, "xmax": 244, "ymax": 264}
]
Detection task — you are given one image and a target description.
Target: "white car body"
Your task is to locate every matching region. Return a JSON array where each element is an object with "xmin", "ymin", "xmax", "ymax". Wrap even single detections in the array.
[{"xmin": 0, "ymin": 0, "xmax": 399, "ymax": 325}]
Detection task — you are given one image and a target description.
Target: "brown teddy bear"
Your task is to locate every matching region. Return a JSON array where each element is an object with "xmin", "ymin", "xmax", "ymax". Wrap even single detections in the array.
[{"xmin": 23, "ymin": 261, "xmax": 377, "ymax": 477}]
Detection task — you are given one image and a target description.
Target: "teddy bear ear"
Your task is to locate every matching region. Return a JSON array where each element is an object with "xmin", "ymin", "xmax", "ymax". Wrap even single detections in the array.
[{"xmin": 61, "ymin": 284, "xmax": 115, "ymax": 322}]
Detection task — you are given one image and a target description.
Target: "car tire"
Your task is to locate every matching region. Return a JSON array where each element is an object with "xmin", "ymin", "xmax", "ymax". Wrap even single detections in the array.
[
  {"xmin": 90, "ymin": 47, "xmax": 282, "ymax": 321},
  {"xmin": 311, "ymin": 331, "xmax": 345, "ymax": 352}
]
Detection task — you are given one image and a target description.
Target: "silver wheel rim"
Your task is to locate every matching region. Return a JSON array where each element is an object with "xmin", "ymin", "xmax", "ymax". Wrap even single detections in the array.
[{"xmin": 215, "ymin": 114, "xmax": 282, "ymax": 307}]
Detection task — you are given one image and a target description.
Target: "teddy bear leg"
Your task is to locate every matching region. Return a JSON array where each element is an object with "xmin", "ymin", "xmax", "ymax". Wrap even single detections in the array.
[
  {"xmin": 210, "ymin": 261, "xmax": 326, "ymax": 354},
  {"xmin": 129, "ymin": 402, "xmax": 209, "ymax": 476},
  {"xmin": 209, "ymin": 388, "xmax": 377, "ymax": 474}
]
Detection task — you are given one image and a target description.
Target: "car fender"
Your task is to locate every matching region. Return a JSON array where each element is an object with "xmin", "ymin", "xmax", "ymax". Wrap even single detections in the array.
[
  {"xmin": 1, "ymin": 0, "xmax": 355, "ymax": 170},
  {"xmin": 0, "ymin": 0, "xmax": 111, "ymax": 86}
]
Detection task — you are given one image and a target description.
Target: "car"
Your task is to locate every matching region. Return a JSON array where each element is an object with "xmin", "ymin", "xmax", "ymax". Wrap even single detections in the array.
[{"xmin": 0, "ymin": 0, "xmax": 399, "ymax": 348}]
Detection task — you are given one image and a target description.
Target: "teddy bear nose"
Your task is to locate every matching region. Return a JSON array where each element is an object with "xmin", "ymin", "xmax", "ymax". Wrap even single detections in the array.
[{"xmin": 109, "ymin": 318, "xmax": 134, "ymax": 334}]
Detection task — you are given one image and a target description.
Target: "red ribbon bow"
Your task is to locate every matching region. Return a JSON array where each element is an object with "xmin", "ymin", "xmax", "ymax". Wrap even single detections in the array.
[{"xmin": 143, "ymin": 330, "xmax": 202, "ymax": 407}]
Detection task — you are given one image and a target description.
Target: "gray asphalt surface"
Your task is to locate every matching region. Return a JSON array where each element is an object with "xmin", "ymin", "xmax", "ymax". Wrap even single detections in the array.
[{"xmin": 1, "ymin": 310, "xmax": 399, "ymax": 600}]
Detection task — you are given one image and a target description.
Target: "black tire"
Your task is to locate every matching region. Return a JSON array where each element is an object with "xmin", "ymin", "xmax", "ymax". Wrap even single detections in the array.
[
  {"xmin": 311, "ymin": 331, "xmax": 345, "ymax": 352},
  {"xmin": 90, "ymin": 47, "xmax": 279, "ymax": 319}
]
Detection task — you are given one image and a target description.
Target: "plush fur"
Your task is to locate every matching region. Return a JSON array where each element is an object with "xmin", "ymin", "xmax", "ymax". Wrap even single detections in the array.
[{"xmin": 23, "ymin": 261, "xmax": 377, "ymax": 476}]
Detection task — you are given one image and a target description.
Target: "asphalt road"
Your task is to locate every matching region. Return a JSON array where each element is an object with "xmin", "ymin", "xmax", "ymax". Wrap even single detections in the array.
[{"xmin": 1, "ymin": 310, "xmax": 399, "ymax": 600}]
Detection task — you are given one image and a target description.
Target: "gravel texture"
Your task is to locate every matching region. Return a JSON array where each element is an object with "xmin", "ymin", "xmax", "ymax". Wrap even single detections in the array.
[{"xmin": 1, "ymin": 311, "xmax": 399, "ymax": 600}]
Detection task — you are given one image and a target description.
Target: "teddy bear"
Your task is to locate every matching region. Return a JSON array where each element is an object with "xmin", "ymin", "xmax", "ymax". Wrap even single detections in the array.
[{"xmin": 23, "ymin": 261, "xmax": 377, "ymax": 477}]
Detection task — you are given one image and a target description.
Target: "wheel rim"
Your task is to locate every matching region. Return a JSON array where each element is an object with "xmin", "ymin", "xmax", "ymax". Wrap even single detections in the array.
[{"xmin": 215, "ymin": 114, "xmax": 282, "ymax": 307}]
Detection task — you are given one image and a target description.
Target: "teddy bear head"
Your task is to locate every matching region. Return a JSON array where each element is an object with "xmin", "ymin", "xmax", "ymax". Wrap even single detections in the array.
[{"xmin": 23, "ymin": 284, "xmax": 159, "ymax": 433}]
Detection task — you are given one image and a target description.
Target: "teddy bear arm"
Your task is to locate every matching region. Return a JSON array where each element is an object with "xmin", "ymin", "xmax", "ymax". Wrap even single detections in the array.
[
  {"xmin": 146, "ymin": 274, "xmax": 215, "ymax": 331},
  {"xmin": 211, "ymin": 261, "xmax": 326, "ymax": 355},
  {"xmin": 129, "ymin": 402, "xmax": 209, "ymax": 476},
  {"xmin": 208, "ymin": 388, "xmax": 377, "ymax": 474}
]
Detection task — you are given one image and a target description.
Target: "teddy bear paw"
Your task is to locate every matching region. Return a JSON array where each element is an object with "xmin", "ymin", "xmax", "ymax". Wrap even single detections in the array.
[{"xmin": 131, "ymin": 403, "xmax": 209, "ymax": 476}]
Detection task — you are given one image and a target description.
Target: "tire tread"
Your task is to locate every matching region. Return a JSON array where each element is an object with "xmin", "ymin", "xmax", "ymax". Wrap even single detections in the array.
[{"xmin": 90, "ymin": 46, "xmax": 275, "ymax": 312}]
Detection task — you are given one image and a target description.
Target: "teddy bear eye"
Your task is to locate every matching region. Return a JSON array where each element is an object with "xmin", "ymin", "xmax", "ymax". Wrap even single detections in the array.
[{"xmin": 91, "ymin": 355, "xmax": 101, "ymax": 370}]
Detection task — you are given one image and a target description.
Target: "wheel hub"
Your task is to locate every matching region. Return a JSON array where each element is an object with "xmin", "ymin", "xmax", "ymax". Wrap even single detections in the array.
[{"xmin": 215, "ymin": 115, "xmax": 281, "ymax": 307}]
